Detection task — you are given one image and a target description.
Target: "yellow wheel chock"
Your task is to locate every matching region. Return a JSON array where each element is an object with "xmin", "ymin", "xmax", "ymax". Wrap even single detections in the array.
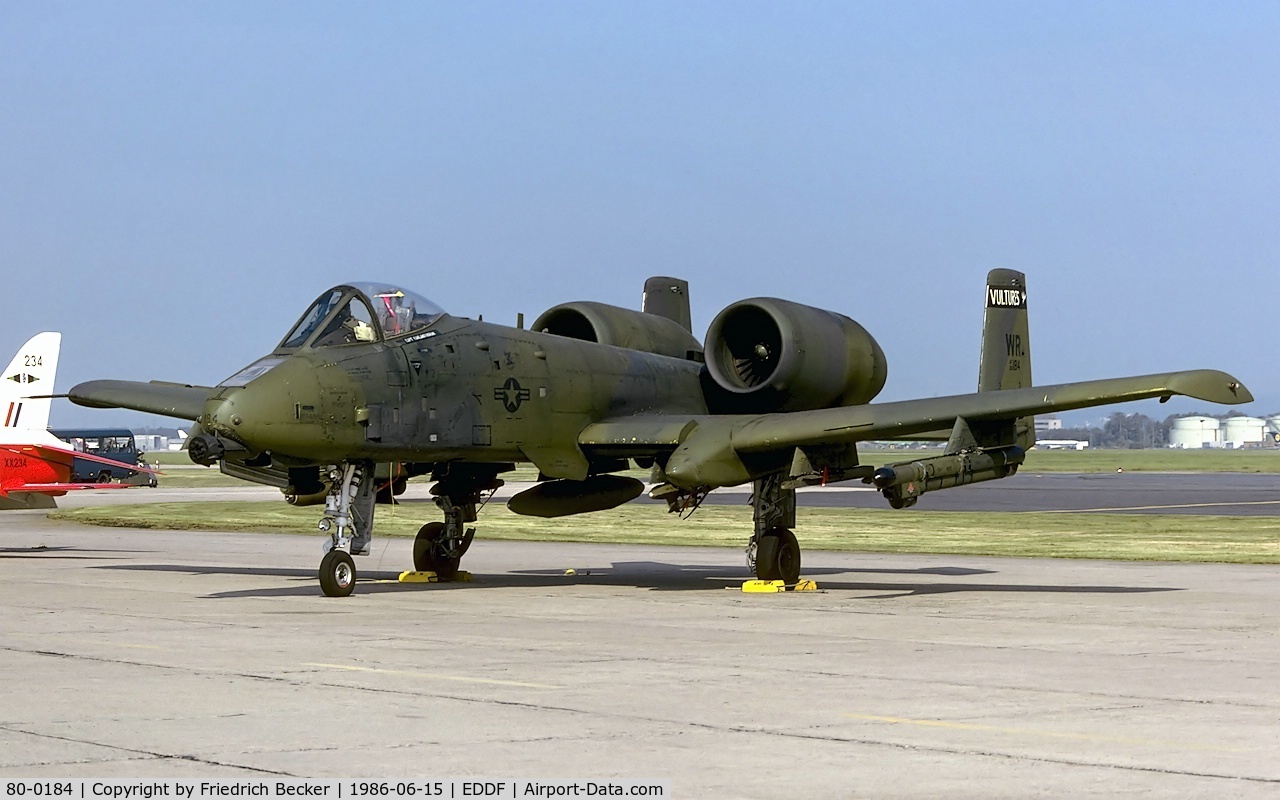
[
  {"xmin": 398, "ymin": 570, "xmax": 472, "ymax": 583},
  {"xmin": 741, "ymin": 578, "xmax": 819, "ymax": 593}
]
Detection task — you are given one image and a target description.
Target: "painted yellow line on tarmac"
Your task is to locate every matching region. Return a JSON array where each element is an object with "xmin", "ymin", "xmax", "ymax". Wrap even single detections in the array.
[
  {"xmin": 305, "ymin": 662, "xmax": 561, "ymax": 689},
  {"xmin": 1040, "ymin": 499, "xmax": 1280, "ymax": 514},
  {"xmin": 844, "ymin": 713, "xmax": 1246, "ymax": 752}
]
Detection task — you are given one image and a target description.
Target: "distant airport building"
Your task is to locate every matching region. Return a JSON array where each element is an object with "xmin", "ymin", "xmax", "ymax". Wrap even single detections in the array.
[
  {"xmin": 129, "ymin": 430, "xmax": 189, "ymax": 452},
  {"xmin": 1034, "ymin": 415, "xmax": 1063, "ymax": 434},
  {"xmin": 134, "ymin": 434, "xmax": 169, "ymax": 452},
  {"xmin": 1168, "ymin": 416, "xmax": 1220, "ymax": 449}
]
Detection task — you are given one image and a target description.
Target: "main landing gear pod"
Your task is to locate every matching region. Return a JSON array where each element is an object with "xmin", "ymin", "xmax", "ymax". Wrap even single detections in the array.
[{"xmin": 746, "ymin": 473, "xmax": 803, "ymax": 585}]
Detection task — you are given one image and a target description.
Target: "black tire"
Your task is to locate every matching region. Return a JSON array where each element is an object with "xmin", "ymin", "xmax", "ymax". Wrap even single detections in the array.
[
  {"xmin": 755, "ymin": 532, "xmax": 780, "ymax": 581},
  {"xmin": 755, "ymin": 527, "xmax": 801, "ymax": 584},
  {"xmin": 413, "ymin": 522, "xmax": 461, "ymax": 580},
  {"xmin": 97, "ymin": 470, "xmax": 113, "ymax": 484},
  {"xmin": 319, "ymin": 550, "xmax": 356, "ymax": 597},
  {"xmin": 413, "ymin": 522, "xmax": 444, "ymax": 572},
  {"xmin": 773, "ymin": 528, "xmax": 801, "ymax": 584}
]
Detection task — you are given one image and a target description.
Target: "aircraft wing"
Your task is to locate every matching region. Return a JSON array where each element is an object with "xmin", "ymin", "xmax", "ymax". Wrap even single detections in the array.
[
  {"xmin": 580, "ymin": 369, "xmax": 1251, "ymax": 488},
  {"xmin": 67, "ymin": 380, "xmax": 213, "ymax": 421},
  {"xmin": 0, "ymin": 443, "xmax": 161, "ymax": 475},
  {"xmin": 731, "ymin": 369, "xmax": 1249, "ymax": 451}
]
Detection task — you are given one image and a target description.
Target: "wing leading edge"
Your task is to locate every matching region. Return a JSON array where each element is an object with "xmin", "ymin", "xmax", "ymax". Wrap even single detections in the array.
[
  {"xmin": 579, "ymin": 369, "xmax": 1251, "ymax": 488},
  {"xmin": 67, "ymin": 380, "xmax": 213, "ymax": 421}
]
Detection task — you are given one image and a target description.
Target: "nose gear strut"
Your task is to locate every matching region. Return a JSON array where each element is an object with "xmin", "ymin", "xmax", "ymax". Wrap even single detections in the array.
[{"xmin": 317, "ymin": 460, "xmax": 376, "ymax": 597}]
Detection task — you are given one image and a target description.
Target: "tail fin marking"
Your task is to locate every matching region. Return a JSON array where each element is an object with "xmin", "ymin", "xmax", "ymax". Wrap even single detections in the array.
[
  {"xmin": 978, "ymin": 270, "xmax": 1034, "ymax": 448},
  {"xmin": 2, "ymin": 332, "xmax": 61, "ymax": 432},
  {"xmin": 978, "ymin": 269, "xmax": 1031, "ymax": 392}
]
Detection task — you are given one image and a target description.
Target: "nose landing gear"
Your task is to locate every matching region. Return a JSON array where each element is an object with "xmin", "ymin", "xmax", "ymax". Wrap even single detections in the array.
[{"xmin": 316, "ymin": 461, "xmax": 376, "ymax": 597}]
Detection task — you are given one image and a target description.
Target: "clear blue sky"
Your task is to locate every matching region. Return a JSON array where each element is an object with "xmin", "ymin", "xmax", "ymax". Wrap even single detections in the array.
[{"xmin": 2, "ymin": 1, "xmax": 1276, "ymax": 429}]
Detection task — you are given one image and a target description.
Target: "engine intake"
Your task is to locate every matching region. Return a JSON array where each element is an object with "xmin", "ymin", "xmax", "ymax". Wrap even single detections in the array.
[
  {"xmin": 704, "ymin": 298, "xmax": 887, "ymax": 413},
  {"xmin": 533, "ymin": 302, "xmax": 702, "ymax": 360}
]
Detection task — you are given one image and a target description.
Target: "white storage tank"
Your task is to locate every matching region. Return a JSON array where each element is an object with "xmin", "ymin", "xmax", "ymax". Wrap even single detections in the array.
[
  {"xmin": 1222, "ymin": 416, "xmax": 1266, "ymax": 448},
  {"xmin": 1169, "ymin": 416, "xmax": 1220, "ymax": 449},
  {"xmin": 1267, "ymin": 415, "xmax": 1280, "ymax": 439}
]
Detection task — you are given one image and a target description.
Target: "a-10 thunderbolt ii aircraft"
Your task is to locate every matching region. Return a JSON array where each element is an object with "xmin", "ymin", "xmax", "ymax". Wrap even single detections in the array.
[{"xmin": 68, "ymin": 270, "xmax": 1251, "ymax": 596}]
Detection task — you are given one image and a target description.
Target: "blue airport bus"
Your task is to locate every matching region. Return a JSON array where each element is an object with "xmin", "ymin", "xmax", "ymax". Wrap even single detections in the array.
[{"xmin": 49, "ymin": 429, "xmax": 155, "ymax": 486}]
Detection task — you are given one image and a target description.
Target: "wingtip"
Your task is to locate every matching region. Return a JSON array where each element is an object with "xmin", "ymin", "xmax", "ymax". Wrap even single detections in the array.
[{"xmin": 1166, "ymin": 370, "xmax": 1254, "ymax": 405}]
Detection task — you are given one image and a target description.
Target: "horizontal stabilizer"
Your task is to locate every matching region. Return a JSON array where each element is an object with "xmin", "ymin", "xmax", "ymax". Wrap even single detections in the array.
[{"xmin": 3, "ymin": 481, "xmax": 135, "ymax": 495}]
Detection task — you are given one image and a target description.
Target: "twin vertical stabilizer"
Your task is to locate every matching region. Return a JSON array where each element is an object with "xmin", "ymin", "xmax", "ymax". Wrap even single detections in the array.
[
  {"xmin": 978, "ymin": 270, "xmax": 1034, "ymax": 448},
  {"xmin": 642, "ymin": 277, "xmax": 693, "ymax": 333},
  {"xmin": 978, "ymin": 269, "xmax": 1031, "ymax": 392}
]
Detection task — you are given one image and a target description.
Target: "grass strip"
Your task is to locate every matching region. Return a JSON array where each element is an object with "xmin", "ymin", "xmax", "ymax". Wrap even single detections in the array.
[
  {"xmin": 51, "ymin": 501, "xmax": 1280, "ymax": 564},
  {"xmin": 138, "ymin": 449, "xmax": 1280, "ymax": 491}
]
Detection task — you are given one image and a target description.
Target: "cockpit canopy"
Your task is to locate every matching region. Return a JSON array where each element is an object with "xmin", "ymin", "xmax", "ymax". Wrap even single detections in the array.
[{"xmin": 280, "ymin": 283, "xmax": 446, "ymax": 349}]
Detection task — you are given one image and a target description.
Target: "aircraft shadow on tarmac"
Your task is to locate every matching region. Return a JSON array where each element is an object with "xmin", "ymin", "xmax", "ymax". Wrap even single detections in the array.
[
  {"xmin": 1, "ymin": 545, "xmax": 156, "ymax": 560},
  {"xmin": 95, "ymin": 561, "xmax": 1182, "ymax": 600}
]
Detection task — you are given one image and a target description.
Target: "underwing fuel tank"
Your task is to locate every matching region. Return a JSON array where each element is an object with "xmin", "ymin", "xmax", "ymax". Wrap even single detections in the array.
[
  {"xmin": 869, "ymin": 446, "xmax": 1025, "ymax": 509},
  {"xmin": 507, "ymin": 474, "xmax": 646, "ymax": 518}
]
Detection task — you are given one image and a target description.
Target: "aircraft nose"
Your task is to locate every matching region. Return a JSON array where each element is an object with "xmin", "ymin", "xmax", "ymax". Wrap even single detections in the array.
[
  {"xmin": 200, "ymin": 358, "xmax": 317, "ymax": 450},
  {"xmin": 197, "ymin": 355, "xmax": 361, "ymax": 462},
  {"xmin": 203, "ymin": 390, "xmax": 248, "ymax": 434},
  {"xmin": 200, "ymin": 386, "xmax": 273, "ymax": 451}
]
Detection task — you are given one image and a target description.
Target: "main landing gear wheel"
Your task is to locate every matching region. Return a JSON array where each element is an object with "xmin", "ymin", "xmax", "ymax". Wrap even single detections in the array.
[
  {"xmin": 319, "ymin": 550, "xmax": 356, "ymax": 597},
  {"xmin": 414, "ymin": 522, "xmax": 473, "ymax": 580},
  {"xmin": 755, "ymin": 527, "xmax": 801, "ymax": 584}
]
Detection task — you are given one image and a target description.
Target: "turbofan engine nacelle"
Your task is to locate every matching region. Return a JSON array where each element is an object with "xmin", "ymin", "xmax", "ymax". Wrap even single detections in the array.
[
  {"xmin": 532, "ymin": 302, "xmax": 703, "ymax": 360},
  {"xmin": 703, "ymin": 297, "xmax": 888, "ymax": 413}
]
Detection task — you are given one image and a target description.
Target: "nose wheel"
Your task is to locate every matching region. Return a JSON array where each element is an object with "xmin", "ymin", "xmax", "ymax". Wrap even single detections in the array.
[{"xmin": 319, "ymin": 550, "xmax": 356, "ymax": 597}]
